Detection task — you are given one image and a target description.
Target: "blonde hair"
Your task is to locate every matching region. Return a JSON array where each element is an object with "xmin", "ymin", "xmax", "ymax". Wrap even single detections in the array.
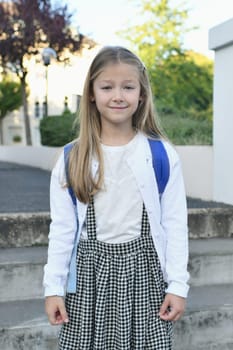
[{"xmin": 68, "ymin": 46, "xmax": 164, "ymax": 203}]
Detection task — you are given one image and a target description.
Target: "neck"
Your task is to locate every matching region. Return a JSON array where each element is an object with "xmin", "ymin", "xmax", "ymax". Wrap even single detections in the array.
[{"xmin": 101, "ymin": 127, "xmax": 136, "ymax": 146}]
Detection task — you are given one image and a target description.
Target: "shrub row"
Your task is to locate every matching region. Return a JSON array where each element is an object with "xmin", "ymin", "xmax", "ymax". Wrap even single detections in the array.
[
  {"xmin": 40, "ymin": 112, "xmax": 79, "ymax": 147},
  {"xmin": 40, "ymin": 112, "xmax": 212, "ymax": 147}
]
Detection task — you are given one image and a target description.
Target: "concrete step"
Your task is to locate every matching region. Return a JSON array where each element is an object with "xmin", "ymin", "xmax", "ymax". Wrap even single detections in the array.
[
  {"xmin": 188, "ymin": 238, "xmax": 233, "ymax": 286},
  {"xmin": 0, "ymin": 247, "xmax": 47, "ymax": 302},
  {"xmin": 188, "ymin": 207, "xmax": 233, "ymax": 239},
  {"xmin": 0, "ymin": 298, "xmax": 59, "ymax": 350},
  {"xmin": 0, "ymin": 285, "xmax": 232, "ymax": 350},
  {"xmin": 1, "ymin": 238, "xmax": 233, "ymax": 302},
  {"xmin": 174, "ymin": 284, "xmax": 233, "ymax": 350},
  {"xmin": 1, "ymin": 208, "xmax": 233, "ymax": 249},
  {"xmin": 0, "ymin": 212, "xmax": 50, "ymax": 248}
]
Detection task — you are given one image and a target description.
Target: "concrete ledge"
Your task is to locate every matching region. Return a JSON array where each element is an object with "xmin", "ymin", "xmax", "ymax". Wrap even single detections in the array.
[
  {"xmin": 0, "ymin": 247, "xmax": 47, "ymax": 302},
  {"xmin": 209, "ymin": 18, "xmax": 233, "ymax": 51},
  {"xmin": 174, "ymin": 305, "xmax": 233, "ymax": 350},
  {"xmin": 188, "ymin": 238, "xmax": 233, "ymax": 286},
  {"xmin": 188, "ymin": 208, "xmax": 233, "ymax": 239},
  {"xmin": 0, "ymin": 294, "xmax": 232, "ymax": 350},
  {"xmin": 0, "ymin": 213, "xmax": 50, "ymax": 248},
  {"xmin": 0, "ymin": 322, "xmax": 59, "ymax": 350},
  {"xmin": 1, "ymin": 208, "xmax": 233, "ymax": 248}
]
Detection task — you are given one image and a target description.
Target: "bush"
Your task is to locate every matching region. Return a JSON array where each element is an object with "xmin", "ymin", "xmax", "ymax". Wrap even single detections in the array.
[
  {"xmin": 159, "ymin": 113, "xmax": 212, "ymax": 145},
  {"xmin": 40, "ymin": 113, "xmax": 78, "ymax": 146},
  {"xmin": 12, "ymin": 135, "xmax": 22, "ymax": 143}
]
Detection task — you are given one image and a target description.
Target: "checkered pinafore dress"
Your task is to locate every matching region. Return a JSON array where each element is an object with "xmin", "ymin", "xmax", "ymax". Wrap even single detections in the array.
[{"xmin": 59, "ymin": 197, "xmax": 173, "ymax": 349}]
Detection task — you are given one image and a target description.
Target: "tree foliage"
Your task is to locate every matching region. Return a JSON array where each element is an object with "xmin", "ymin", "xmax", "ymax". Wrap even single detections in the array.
[
  {"xmin": 0, "ymin": 78, "xmax": 22, "ymax": 144},
  {"xmin": 151, "ymin": 51, "xmax": 213, "ymax": 118},
  {"xmin": 120, "ymin": 0, "xmax": 190, "ymax": 67},
  {"xmin": 0, "ymin": 0, "xmax": 90, "ymax": 144},
  {"xmin": 40, "ymin": 112, "xmax": 78, "ymax": 146},
  {"xmin": 119, "ymin": 0, "xmax": 213, "ymax": 120}
]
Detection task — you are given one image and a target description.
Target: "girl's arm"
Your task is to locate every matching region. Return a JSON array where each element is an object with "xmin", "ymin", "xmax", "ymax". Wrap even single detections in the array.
[
  {"xmin": 43, "ymin": 154, "xmax": 77, "ymax": 297},
  {"xmin": 160, "ymin": 145, "xmax": 189, "ymax": 299}
]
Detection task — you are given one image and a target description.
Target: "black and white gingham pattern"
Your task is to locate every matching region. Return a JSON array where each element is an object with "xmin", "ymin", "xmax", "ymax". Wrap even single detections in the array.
[{"xmin": 59, "ymin": 198, "xmax": 173, "ymax": 349}]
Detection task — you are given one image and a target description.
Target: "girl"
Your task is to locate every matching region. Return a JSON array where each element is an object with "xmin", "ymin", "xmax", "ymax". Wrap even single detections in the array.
[{"xmin": 44, "ymin": 46, "xmax": 189, "ymax": 349}]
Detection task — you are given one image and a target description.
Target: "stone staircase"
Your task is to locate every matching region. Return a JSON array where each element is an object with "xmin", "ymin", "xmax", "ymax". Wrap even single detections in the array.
[{"xmin": 0, "ymin": 208, "xmax": 233, "ymax": 350}]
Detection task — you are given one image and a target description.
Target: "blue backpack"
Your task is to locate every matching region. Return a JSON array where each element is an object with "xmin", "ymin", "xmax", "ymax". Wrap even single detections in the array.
[{"xmin": 64, "ymin": 139, "xmax": 170, "ymax": 206}]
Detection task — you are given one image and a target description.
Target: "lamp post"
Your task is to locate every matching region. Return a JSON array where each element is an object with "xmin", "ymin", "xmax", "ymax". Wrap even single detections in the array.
[{"xmin": 42, "ymin": 47, "xmax": 57, "ymax": 117}]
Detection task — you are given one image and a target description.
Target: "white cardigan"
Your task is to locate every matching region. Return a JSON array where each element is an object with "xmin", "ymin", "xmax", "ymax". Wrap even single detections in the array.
[{"xmin": 43, "ymin": 133, "xmax": 189, "ymax": 298}]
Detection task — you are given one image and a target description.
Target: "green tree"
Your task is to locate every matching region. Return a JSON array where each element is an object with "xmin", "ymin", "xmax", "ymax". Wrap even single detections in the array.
[
  {"xmin": 119, "ymin": 0, "xmax": 213, "ymax": 120},
  {"xmin": 0, "ymin": 78, "xmax": 22, "ymax": 144},
  {"xmin": 151, "ymin": 51, "xmax": 213, "ymax": 118},
  {"xmin": 0, "ymin": 0, "xmax": 88, "ymax": 145},
  {"xmin": 119, "ymin": 0, "xmax": 191, "ymax": 68}
]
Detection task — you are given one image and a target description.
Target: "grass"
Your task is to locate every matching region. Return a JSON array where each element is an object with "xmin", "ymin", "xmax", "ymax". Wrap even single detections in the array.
[{"xmin": 158, "ymin": 113, "xmax": 213, "ymax": 145}]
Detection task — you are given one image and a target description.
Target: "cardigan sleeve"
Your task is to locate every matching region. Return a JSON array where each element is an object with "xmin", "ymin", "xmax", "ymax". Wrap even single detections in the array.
[
  {"xmin": 43, "ymin": 153, "xmax": 77, "ymax": 297},
  {"xmin": 160, "ymin": 142, "xmax": 190, "ymax": 298}
]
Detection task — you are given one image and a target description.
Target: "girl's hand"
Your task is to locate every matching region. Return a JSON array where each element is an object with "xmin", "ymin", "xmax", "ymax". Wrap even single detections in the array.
[
  {"xmin": 159, "ymin": 293, "xmax": 186, "ymax": 321},
  {"xmin": 45, "ymin": 296, "xmax": 69, "ymax": 325}
]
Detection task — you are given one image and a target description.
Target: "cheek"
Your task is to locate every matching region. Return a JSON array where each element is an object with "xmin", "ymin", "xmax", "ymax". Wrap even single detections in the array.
[
  {"xmin": 94, "ymin": 97, "xmax": 105, "ymax": 112},
  {"xmin": 95, "ymin": 93, "xmax": 109, "ymax": 105}
]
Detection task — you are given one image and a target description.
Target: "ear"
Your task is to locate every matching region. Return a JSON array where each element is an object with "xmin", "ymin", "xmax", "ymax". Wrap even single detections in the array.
[{"xmin": 90, "ymin": 95, "xmax": 95, "ymax": 102}]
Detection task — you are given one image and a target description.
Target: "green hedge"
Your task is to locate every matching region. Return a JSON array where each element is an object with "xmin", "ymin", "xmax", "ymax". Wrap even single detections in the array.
[
  {"xmin": 40, "ymin": 113, "xmax": 79, "ymax": 146},
  {"xmin": 159, "ymin": 113, "xmax": 212, "ymax": 145},
  {"xmin": 39, "ymin": 111, "xmax": 212, "ymax": 147}
]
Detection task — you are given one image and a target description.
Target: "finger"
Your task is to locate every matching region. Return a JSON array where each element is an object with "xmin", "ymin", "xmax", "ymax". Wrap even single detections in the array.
[
  {"xmin": 165, "ymin": 308, "xmax": 179, "ymax": 321},
  {"xmin": 159, "ymin": 299, "xmax": 170, "ymax": 317},
  {"xmin": 58, "ymin": 303, "xmax": 69, "ymax": 324},
  {"xmin": 47, "ymin": 310, "xmax": 59, "ymax": 325},
  {"xmin": 161, "ymin": 308, "xmax": 183, "ymax": 321}
]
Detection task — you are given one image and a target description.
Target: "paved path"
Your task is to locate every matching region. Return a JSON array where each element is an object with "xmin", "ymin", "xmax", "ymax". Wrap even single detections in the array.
[
  {"xmin": 0, "ymin": 162, "xmax": 50, "ymax": 213},
  {"xmin": 0, "ymin": 161, "xmax": 232, "ymax": 213}
]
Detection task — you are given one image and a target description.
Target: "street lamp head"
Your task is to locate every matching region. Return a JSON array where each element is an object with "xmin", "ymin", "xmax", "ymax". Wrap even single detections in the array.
[{"xmin": 42, "ymin": 47, "xmax": 57, "ymax": 66}]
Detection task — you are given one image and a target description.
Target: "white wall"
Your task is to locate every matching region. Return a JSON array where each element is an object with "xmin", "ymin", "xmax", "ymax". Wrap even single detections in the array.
[
  {"xmin": 209, "ymin": 18, "xmax": 233, "ymax": 205},
  {"xmin": 0, "ymin": 146, "xmax": 61, "ymax": 171},
  {"xmin": 0, "ymin": 145, "xmax": 213, "ymax": 200},
  {"xmin": 176, "ymin": 146, "xmax": 213, "ymax": 200}
]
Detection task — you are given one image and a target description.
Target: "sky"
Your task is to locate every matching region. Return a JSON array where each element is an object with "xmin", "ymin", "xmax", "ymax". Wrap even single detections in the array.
[{"xmin": 61, "ymin": 0, "xmax": 233, "ymax": 59}]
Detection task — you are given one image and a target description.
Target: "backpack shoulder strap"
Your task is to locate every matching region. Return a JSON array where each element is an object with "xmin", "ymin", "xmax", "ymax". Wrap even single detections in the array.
[
  {"xmin": 64, "ymin": 142, "xmax": 77, "ymax": 206},
  {"xmin": 64, "ymin": 139, "xmax": 170, "ymax": 204},
  {"xmin": 148, "ymin": 139, "xmax": 170, "ymax": 195}
]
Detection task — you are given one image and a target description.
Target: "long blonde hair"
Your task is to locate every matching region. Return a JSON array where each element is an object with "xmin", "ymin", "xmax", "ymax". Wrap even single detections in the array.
[{"xmin": 68, "ymin": 46, "xmax": 164, "ymax": 203}]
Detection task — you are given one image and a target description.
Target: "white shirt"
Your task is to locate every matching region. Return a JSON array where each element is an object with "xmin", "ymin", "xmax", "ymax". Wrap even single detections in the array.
[{"xmin": 81, "ymin": 133, "xmax": 143, "ymax": 243}]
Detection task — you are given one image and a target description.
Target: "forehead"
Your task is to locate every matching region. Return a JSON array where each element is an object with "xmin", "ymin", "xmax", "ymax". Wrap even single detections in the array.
[{"xmin": 95, "ymin": 62, "xmax": 140, "ymax": 81}]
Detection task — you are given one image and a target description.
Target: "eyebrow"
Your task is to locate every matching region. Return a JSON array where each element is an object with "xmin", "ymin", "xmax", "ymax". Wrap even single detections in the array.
[{"xmin": 99, "ymin": 79, "xmax": 137, "ymax": 83}]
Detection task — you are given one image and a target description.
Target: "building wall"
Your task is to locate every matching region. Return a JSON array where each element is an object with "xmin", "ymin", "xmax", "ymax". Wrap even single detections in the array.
[
  {"xmin": 209, "ymin": 18, "xmax": 233, "ymax": 204},
  {"xmin": 1, "ymin": 45, "xmax": 101, "ymax": 146}
]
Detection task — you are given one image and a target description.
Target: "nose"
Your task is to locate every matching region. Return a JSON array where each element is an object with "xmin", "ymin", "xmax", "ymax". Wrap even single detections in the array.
[{"xmin": 112, "ymin": 88, "xmax": 124, "ymax": 102}]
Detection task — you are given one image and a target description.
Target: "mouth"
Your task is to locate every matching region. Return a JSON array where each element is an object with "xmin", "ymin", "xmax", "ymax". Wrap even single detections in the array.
[{"xmin": 109, "ymin": 106, "xmax": 127, "ymax": 110}]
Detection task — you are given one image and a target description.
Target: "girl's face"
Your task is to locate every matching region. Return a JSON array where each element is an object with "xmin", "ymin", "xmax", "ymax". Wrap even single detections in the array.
[{"xmin": 92, "ymin": 62, "xmax": 142, "ymax": 132}]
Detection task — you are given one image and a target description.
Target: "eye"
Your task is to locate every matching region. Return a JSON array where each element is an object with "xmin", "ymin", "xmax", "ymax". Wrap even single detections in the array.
[
  {"xmin": 101, "ymin": 86, "xmax": 112, "ymax": 90},
  {"xmin": 124, "ymin": 86, "xmax": 135, "ymax": 90}
]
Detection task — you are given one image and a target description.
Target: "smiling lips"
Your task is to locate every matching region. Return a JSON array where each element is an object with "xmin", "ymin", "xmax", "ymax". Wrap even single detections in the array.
[{"xmin": 109, "ymin": 106, "xmax": 128, "ymax": 109}]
